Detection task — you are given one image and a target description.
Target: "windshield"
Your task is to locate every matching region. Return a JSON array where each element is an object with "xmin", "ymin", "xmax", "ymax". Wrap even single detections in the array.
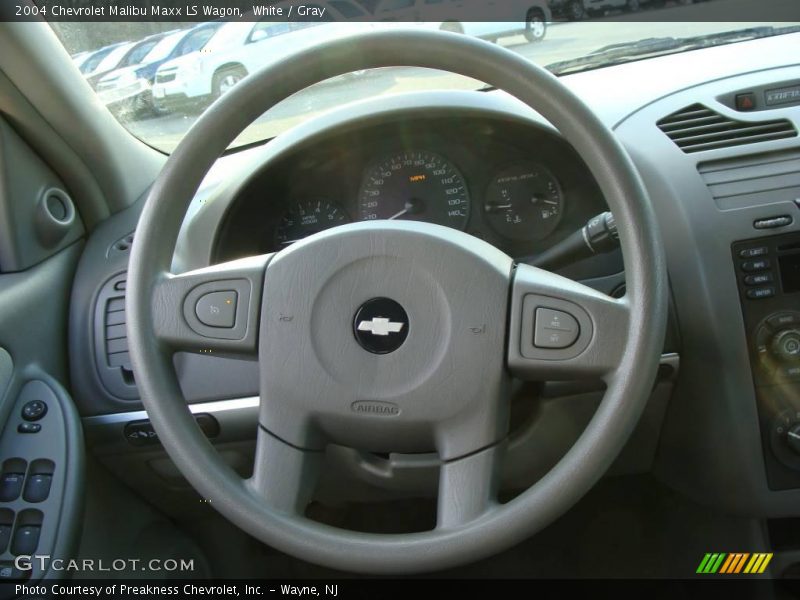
[
  {"xmin": 93, "ymin": 42, "xmax": 136, "ymax": 73},
  {"xmin": 51, "ymin": 11, "xmax": 799, "ymax": 153},
  {"xmin": 140, "ymin": 30, "xmax": 187, "ymax": 63},
  {"xmin": 118, "ymin": 38, "xmax": 161, "ymax": 68}
]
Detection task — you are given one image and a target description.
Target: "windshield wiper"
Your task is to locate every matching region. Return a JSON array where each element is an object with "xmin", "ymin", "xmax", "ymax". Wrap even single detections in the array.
[{"xmin": 544, "ymin": 25, "xmax": 800, "ymax": 77}]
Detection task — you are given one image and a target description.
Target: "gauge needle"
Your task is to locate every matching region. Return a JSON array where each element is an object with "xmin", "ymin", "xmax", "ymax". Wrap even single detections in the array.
[
  {"xmin": 485, "ymin": 203, "xmax": 513, "ymax": 213},
  {"xmin": 388, "ymin": 198, "xmax": 424, "ymax": 220}
]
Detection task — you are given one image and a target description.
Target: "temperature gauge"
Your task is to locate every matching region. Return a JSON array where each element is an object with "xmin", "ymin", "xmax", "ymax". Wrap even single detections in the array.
[{"xmin": 483, "ymin": 162, "xmax": 563, "ymax": 241}]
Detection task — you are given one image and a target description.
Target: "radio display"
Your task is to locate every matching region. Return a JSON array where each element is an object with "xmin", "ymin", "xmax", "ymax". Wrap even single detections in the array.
[
  {"xmin": 766, "ymin": 85, "xmax": 800, "ymax": 107},
  {"xmin": 779, "ymin": 253, "xmax": 800, "ymax": 294}
]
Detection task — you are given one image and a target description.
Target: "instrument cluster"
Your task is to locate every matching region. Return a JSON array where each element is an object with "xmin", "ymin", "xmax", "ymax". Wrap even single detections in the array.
[{"xmin": 215, "ymin": 117, "xmax": 607, "ymax": 262}]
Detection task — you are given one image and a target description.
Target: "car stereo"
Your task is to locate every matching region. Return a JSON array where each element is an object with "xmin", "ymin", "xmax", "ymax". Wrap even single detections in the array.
[{"xmin": 733, "ymin": 231, "xmax": 800, "ymax": 490}]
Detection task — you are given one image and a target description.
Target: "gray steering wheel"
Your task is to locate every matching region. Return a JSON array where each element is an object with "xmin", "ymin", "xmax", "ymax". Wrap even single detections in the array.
[{"xmin": 127, "ymin": 30, "xmax": 667, "ymax": 574}]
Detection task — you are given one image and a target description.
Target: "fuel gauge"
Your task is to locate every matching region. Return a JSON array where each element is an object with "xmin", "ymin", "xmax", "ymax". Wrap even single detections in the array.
[{"xmin": 483, "ymin": 162, "xmax": 563, "ymax": 241}]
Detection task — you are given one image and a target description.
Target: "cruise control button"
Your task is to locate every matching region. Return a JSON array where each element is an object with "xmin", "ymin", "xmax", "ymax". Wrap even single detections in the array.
[
  {"xmin": 195, "ymin": 291, "xmax": 237, "ymax": 328},
  {"xmin": 741, "ymin": 259, "xmax": 771, "ymax": 272},
  {"xmin": 534, "ymin": 308, "xmax": 580, "ymax": 349}
]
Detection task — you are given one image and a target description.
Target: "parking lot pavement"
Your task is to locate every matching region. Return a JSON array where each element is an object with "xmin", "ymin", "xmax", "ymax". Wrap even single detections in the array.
[{"xmin": 120, "ymin": 9, "xmax": 788, "ymax": 152}]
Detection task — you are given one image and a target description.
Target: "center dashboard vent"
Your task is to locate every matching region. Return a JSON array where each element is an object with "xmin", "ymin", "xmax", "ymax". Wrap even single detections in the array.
[{"xmin": 657, "ymin": 104, "xmax": 797, "ymax": 154}]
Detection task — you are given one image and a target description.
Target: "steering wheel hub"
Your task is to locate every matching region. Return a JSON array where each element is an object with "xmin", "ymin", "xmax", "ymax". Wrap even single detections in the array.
[{"xmin": 258, "ymin": 221, "xmax": 512, "ymax": 459}]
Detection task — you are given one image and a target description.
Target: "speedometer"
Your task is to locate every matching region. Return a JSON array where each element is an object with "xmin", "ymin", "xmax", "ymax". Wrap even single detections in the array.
[{"xmin": 358, "ymin": 151, "xmax": 470, "ymax": 230}]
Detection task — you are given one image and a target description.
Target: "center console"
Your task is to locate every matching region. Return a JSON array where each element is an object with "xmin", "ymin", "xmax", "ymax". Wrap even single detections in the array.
[{"xmin": 734, "ymin": 231, "xmax": 800, "ymax": 490}]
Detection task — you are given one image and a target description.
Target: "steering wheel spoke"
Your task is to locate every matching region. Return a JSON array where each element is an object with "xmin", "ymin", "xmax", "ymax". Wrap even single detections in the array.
[
  {"xmin": 248, "ymin": 427, "xmax": 323, "ymax": 515},
  {"xmin": 436, "ymin": 444, "xmax": 502, "ymax": 529},
  {"xmin": 507, "ymin": 263, "xmax": 630, "ymax": 382},
  {"xmin": 149, "ymin": 254, "xmax": 271, "ymax": 356}
]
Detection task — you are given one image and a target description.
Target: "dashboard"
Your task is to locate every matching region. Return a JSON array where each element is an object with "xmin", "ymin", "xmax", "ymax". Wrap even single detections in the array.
[
  {"xmin": 213, "ymin": 116, "xmax": 608, "ymax": 263},
  {"xmin": 67, "ymin": 32, "xmax": 800, "ymax": 524}
]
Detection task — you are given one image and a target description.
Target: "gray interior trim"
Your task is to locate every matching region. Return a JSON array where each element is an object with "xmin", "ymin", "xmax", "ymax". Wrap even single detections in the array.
[
  {"xmin": 82, "ymin": 397, "xmax": 259, "ymax": 455},
  {"xmin": 79, "ymin": 353, "xmax": 679, "ymax": 429},
  {"xmin": 0, "ymin": 118, "xmax": 84, "ymax": 272},
  {"xmin": 84, "ymin": 396, "xmax": 259, "ymax": 428},
  {"xmin": 0, "ymin": 349, "xmax": 12, "ymax": 407},
  {"xmin": 0, "ymin": 22, "xmax": 165, "ymax": 226},
  {"xmin": 0, "ymin": 374, "xmax": 85, "ymax": 581},
  {"xmin": 614, "ymin": 63, "xmax": 800, "ymax": 516}
]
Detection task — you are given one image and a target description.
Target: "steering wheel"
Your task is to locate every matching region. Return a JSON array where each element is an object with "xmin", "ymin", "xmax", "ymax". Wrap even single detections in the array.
[{"xmin": 127, "ymin": 30, "xmax": 667, "ymax": 574}]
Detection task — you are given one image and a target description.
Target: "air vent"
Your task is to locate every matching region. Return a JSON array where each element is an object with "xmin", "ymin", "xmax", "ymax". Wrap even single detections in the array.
[
  {"xmin": 698, "ymin": 148, "xmax": 800, "ymax": 211},
  {"xmin": 105, "ymin": 293, "xmax": 132, "ymax": 380},
  {"xmin": 657, "ymin": 104, "xmax": 796, "ymax": 153},
  {"xmin": 95, "ymin": 273, "xmax": 137, "ymax": 399}
]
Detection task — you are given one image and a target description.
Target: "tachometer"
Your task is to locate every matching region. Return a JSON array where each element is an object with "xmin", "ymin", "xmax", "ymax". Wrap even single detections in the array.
[
  {"xmin": 275, "ymin": 199, "xmax": 350, "ymax": 247},
  {"xmin": 358, "ymin": 151, "xmax": 470, "ymax": 230},
  {"xmin": 483, "ymin": 162, "xmax": 563, "ymax": 241}
]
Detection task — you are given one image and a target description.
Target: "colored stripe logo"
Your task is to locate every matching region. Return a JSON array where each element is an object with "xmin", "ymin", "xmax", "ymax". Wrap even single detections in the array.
[{"xmin": 696, "ymin": 553, "xmax": 772, "ymax": 574}]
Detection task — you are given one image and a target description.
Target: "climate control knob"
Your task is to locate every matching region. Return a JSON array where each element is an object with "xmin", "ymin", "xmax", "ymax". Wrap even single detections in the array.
[{"xmin": 772, "ymin": 329, "xmax": 800, "ymax": 362}]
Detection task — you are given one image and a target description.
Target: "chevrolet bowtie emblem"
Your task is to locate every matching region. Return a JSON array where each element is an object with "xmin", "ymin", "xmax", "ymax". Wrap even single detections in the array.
[
  {"xmin": 357, "ymin": 317, "xmax": 405, "ymax": 336},
  {"xmin": 353, "ymin": 298, "xmax": 409, "ymax": 354}
]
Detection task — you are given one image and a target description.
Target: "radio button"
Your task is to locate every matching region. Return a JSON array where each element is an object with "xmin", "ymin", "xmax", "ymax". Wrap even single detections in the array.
[
  {"xmin": 740, "ymin": 247, "xmax": 768, "ymax": 258},
  {"xmin": 782, "ymin": 365, "xmax": 800, "ymax": 380},
  {"xmin": 767, "ymin": 313, "xmax": 800, "ymax": 330},
  {"xmin": 744, "ymin": 272, "xmax": 773, "ymax": 286},
  {"xmin": 746, "ymin": 287, "xmax": 775, "ymax": 299},
  {"xmin": 741, "ymin": 259, "xmax": 771, "ymax": 272},
  {"xmin": 772, "ymin": 329, "xmax": 800, "ymax": 362}
]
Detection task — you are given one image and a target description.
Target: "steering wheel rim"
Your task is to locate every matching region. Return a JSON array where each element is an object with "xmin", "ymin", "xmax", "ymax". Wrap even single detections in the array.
[{"xmin": 127, "ymin": 30, "xmax": 667, "ymax": 574}]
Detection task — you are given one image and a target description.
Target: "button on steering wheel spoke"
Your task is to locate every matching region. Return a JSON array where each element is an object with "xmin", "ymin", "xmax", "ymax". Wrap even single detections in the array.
[
  {"xmin": 508, "ymin": 263, "xmax": 631, "ymax": 382},
  {"xmin": 147, "ymin": 254, "xmax": 272, "ymax": 356}
]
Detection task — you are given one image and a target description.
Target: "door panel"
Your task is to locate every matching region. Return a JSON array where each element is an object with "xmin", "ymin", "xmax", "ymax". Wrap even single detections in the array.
[{"xmin": 0, "ymin": 116, "xmax": 85, "ymax": 581}]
